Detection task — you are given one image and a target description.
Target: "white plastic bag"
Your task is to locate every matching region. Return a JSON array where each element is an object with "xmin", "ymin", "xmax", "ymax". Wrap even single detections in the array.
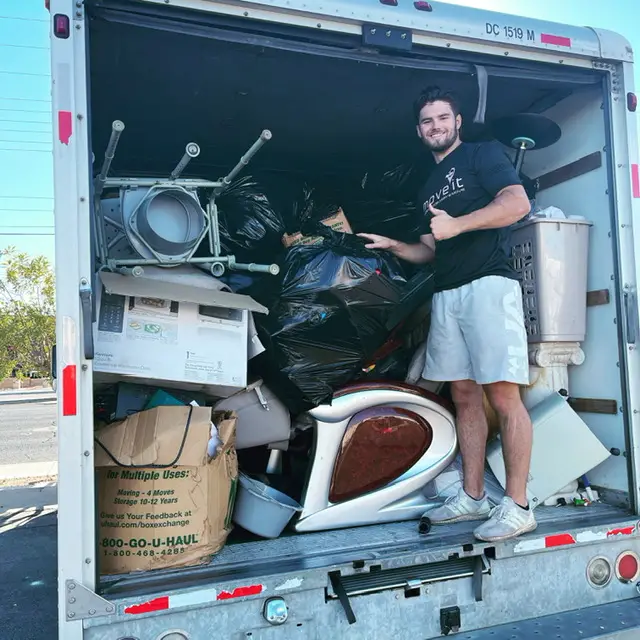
[
  {"xmin": 189, "ymin": 400, "xmax": 223, "ymax": 459},
  {"xmin": 405, "ymin": 340, "xmax": 427, "ymax": 384},
  {"xmin": 423, "ymin": 454, "xmax": 463, "ymax": 500},
  {"xmin": 423, "ymin": 453, "xmax": 505, "ymax": 505},
  {"xmin": 532, "ymin": 205, "xmax": 566, "ymax": 220}
]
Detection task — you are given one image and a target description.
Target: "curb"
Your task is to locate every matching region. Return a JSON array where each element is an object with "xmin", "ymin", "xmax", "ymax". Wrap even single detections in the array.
[
  {"xmin": 0, "ymin": 396, "xmax": 57, "ymax": 406},
  {"xmin": 0, "ymin": 462, "xmax": 58, "ymax": 483}
]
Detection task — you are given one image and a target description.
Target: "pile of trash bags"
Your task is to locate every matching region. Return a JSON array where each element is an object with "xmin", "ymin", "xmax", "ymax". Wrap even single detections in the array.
[{"xmin": 213, "ymin": 163, "xmax": 435, "ymax": 413}]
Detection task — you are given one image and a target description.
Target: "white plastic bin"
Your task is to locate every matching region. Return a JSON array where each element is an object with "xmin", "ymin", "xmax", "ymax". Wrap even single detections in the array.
[
  {"xmin": 232, "ymin": 473, "xmax": 302, "ymax": 538},
  {"xmin": 510, "ymin": 217, "xmax": 592, "ymax": 343}
]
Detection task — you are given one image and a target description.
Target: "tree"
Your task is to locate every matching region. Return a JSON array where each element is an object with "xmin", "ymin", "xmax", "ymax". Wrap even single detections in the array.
[{"xmin": 0, "ymin": 247, "xmax": 56, "ymax": 380}]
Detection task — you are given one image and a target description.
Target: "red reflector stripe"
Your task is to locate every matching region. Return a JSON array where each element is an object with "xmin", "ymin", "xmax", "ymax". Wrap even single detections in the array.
[
  {"xmin": 541, "ymin": 33, "xmax": 571, "ymax": 48},
  {"xmin": 632, "ymin": 165, "xmax": 640, "ymax": 198},
  {"xmin": 608, "ymin": 526, "xmax": 635, "ymax": 537},
  {"xmin": 123, "ymin": 584, "xmax": 264, "ymax": 615},
  {"xmin": 217, "ymin": 585, "xmax": 263, "ymax": 600},
  {"xmin": 124, "ymin": 596, "xmax": 169, "ymax": 615},
  {"xmin": 545, "ymin": 533, "xmax": 576, "ymax": 548},
  {"xmin": 62, "ymin": 365, "xmax": 77, "ymax": 416},
  {"xmin": 58, "ymin": 110, "xmax": 73, "ymax": 144}
]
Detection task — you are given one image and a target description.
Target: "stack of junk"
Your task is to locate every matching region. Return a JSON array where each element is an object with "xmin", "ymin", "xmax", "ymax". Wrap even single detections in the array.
[{"xmin": 90, "ymin": 115, "xmax": 610, "ymax": 576}]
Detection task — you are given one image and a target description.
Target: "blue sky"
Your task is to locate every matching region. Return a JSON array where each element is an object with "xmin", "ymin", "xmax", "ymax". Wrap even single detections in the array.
[{"xmin": 0, "ymin": 0, "xmax": 638, "ymax": 264}]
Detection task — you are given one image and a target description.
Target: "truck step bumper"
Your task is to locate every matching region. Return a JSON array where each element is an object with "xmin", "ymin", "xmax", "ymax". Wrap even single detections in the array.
[{"xmin": 453, "ymin": 598, "xmax": 640, "ymax": 640}]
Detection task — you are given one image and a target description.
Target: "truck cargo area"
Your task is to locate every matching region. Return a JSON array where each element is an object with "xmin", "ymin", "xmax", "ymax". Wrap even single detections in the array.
[{"xmin": 86, "ymin": 1, "xmax": 634, "ymax": 595}]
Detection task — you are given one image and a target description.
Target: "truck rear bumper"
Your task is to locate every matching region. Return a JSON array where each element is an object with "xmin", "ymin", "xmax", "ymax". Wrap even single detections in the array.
[{"xmin": 457, "ymin": 597, "xmax": 640, "ymax": 640}]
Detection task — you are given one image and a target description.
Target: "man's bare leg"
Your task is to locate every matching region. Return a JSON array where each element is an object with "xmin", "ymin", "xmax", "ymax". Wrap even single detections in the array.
[
  {"xmin": 450, "ymin": 379, "xmax": 488, "ymax": 500},
  {"xmin": 423, "ymin": 379, "xmax": 492, "ymax": 524},
  {"xmin": 483, "ymin": 381, "xmax": 532, "ymax": 507}
]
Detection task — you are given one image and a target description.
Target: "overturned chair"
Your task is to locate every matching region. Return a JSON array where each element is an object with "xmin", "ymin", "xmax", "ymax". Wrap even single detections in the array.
[{"xmin": 93, "ymin": 120, "xmax": 280, "ymax": 278}]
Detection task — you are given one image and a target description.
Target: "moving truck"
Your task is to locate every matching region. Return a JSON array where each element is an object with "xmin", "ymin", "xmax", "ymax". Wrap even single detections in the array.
[{"xmin": 50, "ymin": 0, "xmax": 640, "ymax": 638}]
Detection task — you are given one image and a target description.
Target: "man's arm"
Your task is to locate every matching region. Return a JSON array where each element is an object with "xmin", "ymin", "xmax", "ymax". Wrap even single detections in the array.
[
  {"xmin": 394, "ymin": 234, "xmax": 436, "ymax": 263},
  {"xmin": 429, "ymin": 139, "xmax": 532, "ymax": 242},
  {"xmin": 357, "ymin": 233, "xmax": 436, "ymax": 264},
  {"xmin": 455, "ymin": 184, "xmax": 530, "ymax": 233},
  {"xmin": 429, "ymin": 184, "xmax": 529, "ymax": 241}
]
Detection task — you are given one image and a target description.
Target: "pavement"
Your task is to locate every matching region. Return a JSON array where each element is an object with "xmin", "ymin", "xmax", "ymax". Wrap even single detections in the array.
[
  {"xmin": 0, "ymin": 392, "xmax": 59, "ymax": 637},
  {"xmin": 0, "ymin": 483, "xmax": 58, "ymax": 640}
]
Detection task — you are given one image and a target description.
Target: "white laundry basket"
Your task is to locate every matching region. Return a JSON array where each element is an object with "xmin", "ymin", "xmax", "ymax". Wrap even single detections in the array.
[{"xmin": 510, "ymin": 217, "xmax": 592, "ymax": 343}]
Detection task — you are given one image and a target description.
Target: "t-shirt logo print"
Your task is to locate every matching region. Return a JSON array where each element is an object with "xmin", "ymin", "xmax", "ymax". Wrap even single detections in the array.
[{"xmin": 424, "ymin": 165, "xmax": 466, "ymax": 213}]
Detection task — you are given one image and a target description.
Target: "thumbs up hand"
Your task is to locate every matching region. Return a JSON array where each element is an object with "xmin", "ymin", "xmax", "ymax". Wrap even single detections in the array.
[{"xmin": 428, "ymin": 203, "xmax": 462, "ymax": 241}]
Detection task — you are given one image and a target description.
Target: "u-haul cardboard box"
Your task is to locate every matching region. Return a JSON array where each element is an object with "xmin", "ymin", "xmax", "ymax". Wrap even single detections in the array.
[
  {"xmin": 95, "ymin": 406, "xmax": 238, "ymax": 574},
  {"xmin": 93, "ymin": 267, "xmax": 268, "ymax": 397}
]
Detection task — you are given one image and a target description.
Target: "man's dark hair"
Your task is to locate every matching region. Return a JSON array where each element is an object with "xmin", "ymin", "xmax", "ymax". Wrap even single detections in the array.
[{"xmin": 413, "ymin": 86, "xmax": 461, "ymax": 122}]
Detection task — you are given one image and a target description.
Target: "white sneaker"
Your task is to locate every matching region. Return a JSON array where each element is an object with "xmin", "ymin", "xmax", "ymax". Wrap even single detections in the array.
[
  {"xmin": 473, "ymin": 497, "xmax": 537, "ymax": 542},
  {"xmin": 424, "ymin": 487, "xmax": 491, "ymax": 524}
]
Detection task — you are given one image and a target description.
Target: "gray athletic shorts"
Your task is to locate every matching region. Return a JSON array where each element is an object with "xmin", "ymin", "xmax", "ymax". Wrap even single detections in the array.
[{"xmin": 423, "ymin": 275, "xmax": 529, "ymax": 386}]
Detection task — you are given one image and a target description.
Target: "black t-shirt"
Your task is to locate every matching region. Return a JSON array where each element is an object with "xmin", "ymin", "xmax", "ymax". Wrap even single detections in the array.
[{"xmin": 417, "ymin": 141, "xmax": 522, "ymax": 292}]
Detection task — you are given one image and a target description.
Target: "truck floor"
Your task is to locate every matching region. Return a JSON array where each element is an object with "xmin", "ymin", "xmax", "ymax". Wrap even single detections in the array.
[{"xmin": 100, "ymin": 501, "xmax": 633, "ymax": 598}]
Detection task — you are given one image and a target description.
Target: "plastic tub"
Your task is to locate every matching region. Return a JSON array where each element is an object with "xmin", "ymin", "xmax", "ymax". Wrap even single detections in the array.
[{"xmin": 232, "ymin": 473, "xmax": 302, "ymax": 538}]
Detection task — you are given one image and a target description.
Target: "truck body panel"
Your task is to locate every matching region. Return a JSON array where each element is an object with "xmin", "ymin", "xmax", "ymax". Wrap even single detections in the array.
[{"xmin": 50, "ymin": 0, "xmax": 640, "ymax": 637}]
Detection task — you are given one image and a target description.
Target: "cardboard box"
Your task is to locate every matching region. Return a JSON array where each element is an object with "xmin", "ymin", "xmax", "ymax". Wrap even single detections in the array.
[
  {"xmin": 282, "ymin": 208, "xmax": 353, "ymax": 248},
  {"xmin": 93, "ymin": 267, "xmax": 267, "ymax": 397},
  {"xmin": 95, "ymin": 406, "xmax": 238, "ymax": 574}
]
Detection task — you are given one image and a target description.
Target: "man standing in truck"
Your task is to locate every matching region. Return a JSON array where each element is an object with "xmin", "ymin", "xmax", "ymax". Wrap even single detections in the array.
[{"xmin": 358, "ymin": 86, "xmax": 535, "ymax": 542}]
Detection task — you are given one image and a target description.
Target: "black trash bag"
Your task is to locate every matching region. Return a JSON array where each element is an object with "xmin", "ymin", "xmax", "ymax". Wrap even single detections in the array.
[
  {"xmin": 216, "ymin": 270, "xmax": 278, "ymax": 307},
  {"xmin": 213, "ymin": 174, "xmax": 345, "ymax": 265},
  {"xmin": 252, "ymin": 233, "xmax": 409, "ymax": 413},
  {"xmin": 328, "ymin": 161, "xmax": 434, "ymax": 244},
  {"xmin": 215, "ymin": 176, "xmax": 286, "ymax": 264},
  {"xmin": 357, "ymin": 266, "xmax": 436, "ymax": 383},
  {"xmin": 358, "ymin": 343, "xmax": 414, "ymax": 382},
  {"xmin": 347, "ymin": 197, "xmax": 421, "ymax": 243},
  {"xmin": 280, "ymin": 182, "xmax": 341, "ymax": 235},
  {"xmin": 359, "ymin": 162, "xmax": 431, "ymax": 201}
]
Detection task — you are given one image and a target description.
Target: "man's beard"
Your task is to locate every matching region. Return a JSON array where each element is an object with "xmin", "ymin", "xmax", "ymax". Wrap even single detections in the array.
[{"xmin": 423, "ymin": 129, "xmax": 458, "ymax": 152}]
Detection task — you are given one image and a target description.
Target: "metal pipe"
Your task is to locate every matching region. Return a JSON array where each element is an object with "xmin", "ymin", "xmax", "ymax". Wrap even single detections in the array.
[
  {"xmin": 266, "ymin": 449, "xmax": 283, "ymax": 474},
  {"xmin": 104, "ymin": 178, "xmax": 222, "ymax": 189},
  {"xmin": 107, "ymin": 256, "xmax": 235, "ymax": 267},
  {"xmin": 230, "ymin": 261, "xmax": 280, "ymax": 275},
  {"xmin": 208, "ymin": 262, "xmax": 225, "ymax": 277},
  {"xmin": 93, "ymin": 195, "xmax": 108, "ymax": 264},
  {"xmin": 206, "ymin": 201, "xmax": 215, "ymax": 256},
  {"xmin": 95, "ymin": 120, "xmax": 125, "ymax": 197},
  {"xmin": 213, "ymin": 129, "xmax": 272, "ymax": 196},
  {"xmin": 169, "ymin": 142, "xmax": 200, "ymax": 181},
  {"xmin": 116, "ymin": 266, "xmax": 145, "ymax": 277},
  {"xmin": 210, "ymin": 200, "xmax": 221, "ymax": 256},
  {"xmin": 105, "ymin": 255, "xmax": 279, "ymax": 275},
  {"xmin": 514, "ymin": 145, "xmax": 527, "ymax": 174}
]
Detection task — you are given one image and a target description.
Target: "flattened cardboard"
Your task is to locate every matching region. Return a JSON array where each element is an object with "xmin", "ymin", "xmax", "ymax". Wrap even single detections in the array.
[
  {"xmin": 99, "ymin": 267, "xmax": 268, "ymax": 315},
  {"xmin": 95, "ymin": 406, "xmax": 238, "ymax": 574}
]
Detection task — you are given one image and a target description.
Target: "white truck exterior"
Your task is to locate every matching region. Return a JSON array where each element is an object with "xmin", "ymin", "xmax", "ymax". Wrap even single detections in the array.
[{"xmin": 50, "ymin": 1, "xmax": 640, "ymax": 638}]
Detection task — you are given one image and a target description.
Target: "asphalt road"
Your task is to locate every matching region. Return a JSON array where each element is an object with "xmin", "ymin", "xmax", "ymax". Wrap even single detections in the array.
[
  {"xmin": 0, "ymin": 401, "xmax": 57, "ymax": 466},
  {"xmin": 0, "ymin": 491, "xmax": 58, "ymax": 640}
]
